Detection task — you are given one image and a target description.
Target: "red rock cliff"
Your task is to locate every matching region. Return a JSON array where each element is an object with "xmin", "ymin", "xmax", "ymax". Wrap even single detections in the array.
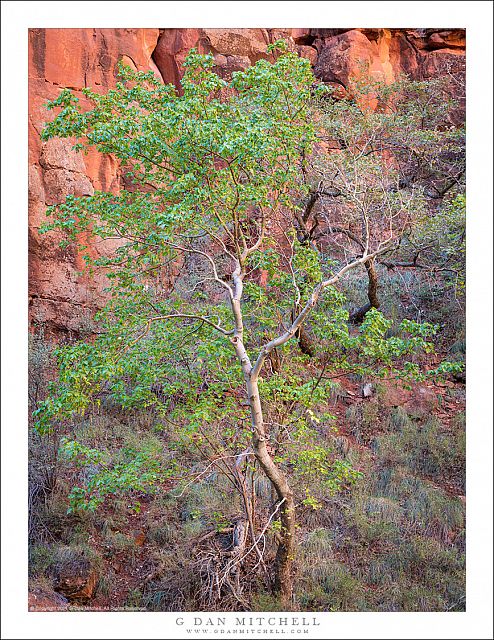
[{"xmin": 28, "ymin": 28, "xmax": 465, "ymax": 336}]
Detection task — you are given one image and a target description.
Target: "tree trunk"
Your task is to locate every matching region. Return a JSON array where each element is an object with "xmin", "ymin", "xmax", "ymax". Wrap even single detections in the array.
[
  {"xmin": 273, "ymin": 492, "xmax": 296, "ymax": 602},
  {"xmin": 291, "ymin": 305, "xmax": 316, "ymax": 358},
  {"xmin": 245, "ymin": 374, "xmax": 295, "ymax": 606},
  {"xmin": 228, "ymin": 252, "xmax": 381, "ymax": 605},
  {"xmin": 297, "ymin": 323, "xmax": 316, "ymax": 357},
  {"xmin": 366, "ymin": 258, "xmax": 380, "ymax": 309},
  {"xmin": 349, "ymin": 257, "xmax": 380, "ymax": 324}
]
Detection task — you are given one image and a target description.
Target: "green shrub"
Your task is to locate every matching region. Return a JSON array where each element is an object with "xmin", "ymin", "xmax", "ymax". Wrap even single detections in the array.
[{"xmin": 349, "ymin": 494, "xmax": 403, "ymax": 545}]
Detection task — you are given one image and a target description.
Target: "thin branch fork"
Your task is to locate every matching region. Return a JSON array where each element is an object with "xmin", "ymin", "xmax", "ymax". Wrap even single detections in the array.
[
  {"xmin": 161, "ymin": 238, "xmax": 233, "ymax": 298},
  {"xmin": 229, "ymin": 498, "xmax": 287, "ymax": 572},
  {"xmin": 173, "ymin": 451, "xmax": 256, "ymax": 498},
  {"xmin": 314, "ymin": 223, "xmax": 365, "ymax": 251}
]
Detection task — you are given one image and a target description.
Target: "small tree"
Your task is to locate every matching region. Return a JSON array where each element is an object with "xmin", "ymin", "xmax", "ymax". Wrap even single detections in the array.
[{"xmin": 35, "ymin": 44, "xmax": 458, "ymax": 605}]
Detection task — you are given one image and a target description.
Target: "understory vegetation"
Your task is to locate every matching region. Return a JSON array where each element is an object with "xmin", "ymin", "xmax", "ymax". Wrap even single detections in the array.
[
  {"xmin": 28, "ymin": 377, "xmax": 465, "ymax": 612},
  {"xmin": 29, "ymin": 41, "xmax": 465, "ymax": 612}
]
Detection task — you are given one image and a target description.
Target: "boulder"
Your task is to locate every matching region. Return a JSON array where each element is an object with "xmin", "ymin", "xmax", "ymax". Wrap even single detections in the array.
[
  {"xmin": 40, "ymin": 138, "xmax": 87, "ymax": 173},
  {"xmin": 362, "ymin": 383, "xmax": 375, "ymax": 398},
  {"xmin": 202, "ymin": 28, "xmax": 269, "ymax": 59}
]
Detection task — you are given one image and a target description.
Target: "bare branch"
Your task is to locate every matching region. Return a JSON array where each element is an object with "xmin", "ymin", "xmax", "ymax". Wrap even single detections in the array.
[
  {"xmin": 162, "ymin": 239, "xmax": 234, "ymax": 299},
  {"xmin": 134, "ymin": 314, "xmax": 234, "ymax": 344}
]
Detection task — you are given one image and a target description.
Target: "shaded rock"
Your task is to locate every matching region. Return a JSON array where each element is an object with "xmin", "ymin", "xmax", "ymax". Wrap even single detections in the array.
[
  {"xmin": 152, "ymin": 28, "xmax": 203, "ymax": 85},
  {"xmin": 203, "ymin": 28, "xmax": 269, "ymax": 59},
  {"xmin": 404, "ymin": 28, "xmax": 466, "ymax": 52},
  {"xmin": 297, "ymin": 44, "xmax": 318, "ymax": 66},
  {"xmin": 313, "ymin": 28, "xmax": 465, "ymax": 87},
  {"xmin": 29, "ymin": 28, "xmax": 160, "ymax": 334},
  {"xmin": 28, "ymin": 165, "xmax": 45, "ymax": 206},
  {"xmin": 52, "ymin": 548, "xmax": 99, "ymax": 603},
  {"xmin": 43, "ymin": 168, "xmax": 94, "ymax": 205},
  {"xmin": 314, "ymin": 29, "xmax": 382, "ymax": 86},
  {"xmin": 213, "ymin": 54, "xmax": 252, "ymax": 78},
  {"xmin": 290, "ymin": 28, "xmax": 314, "ymax": 45}
]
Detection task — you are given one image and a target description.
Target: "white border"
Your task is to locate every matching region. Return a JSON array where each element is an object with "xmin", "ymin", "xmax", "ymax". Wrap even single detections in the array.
[{"xmin": 1, "ymin": 2, "xmax": 493, "ymax": 639}]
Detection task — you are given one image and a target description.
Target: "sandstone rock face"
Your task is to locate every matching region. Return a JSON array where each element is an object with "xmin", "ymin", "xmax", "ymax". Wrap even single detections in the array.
[
  {"xmin": 29, "ymin": 29, "xmax": 160, "ymax": 336},
  {"xmin": 28, "ymin": 28, "xmax": 465, "ymax": 336},
  {"xmin": 54, "ymin": 567, "xmax": 99, "ymax": 603},
  {"xmin": 312, "ymin": 28, "xmax": 465, "ymax": 87}
]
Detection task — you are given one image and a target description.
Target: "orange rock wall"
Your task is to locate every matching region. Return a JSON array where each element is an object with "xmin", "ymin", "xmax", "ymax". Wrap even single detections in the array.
[{"xmin": 28, "ymin": 28, "xmax": 465, "ymax": 336}]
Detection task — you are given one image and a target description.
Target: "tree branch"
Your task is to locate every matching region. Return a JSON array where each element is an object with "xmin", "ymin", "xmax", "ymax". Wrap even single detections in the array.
[
  {"xmin": 250, "ymin": 242, "xmax": 393, "ymax": 380},
  {"xmin": 133, "ymin": 314, "xmax": 234, "ymax": 343}
]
